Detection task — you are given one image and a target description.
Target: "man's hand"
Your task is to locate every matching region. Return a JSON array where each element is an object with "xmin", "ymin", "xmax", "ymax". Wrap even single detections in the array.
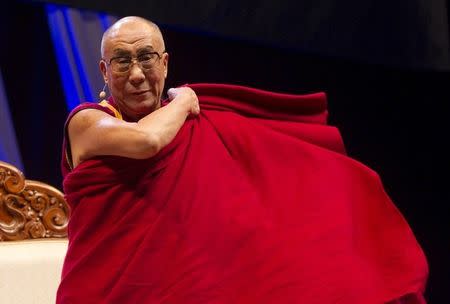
[{"xmin": 167, "ymin": 87, "xmax": 200, "ymax": 115}]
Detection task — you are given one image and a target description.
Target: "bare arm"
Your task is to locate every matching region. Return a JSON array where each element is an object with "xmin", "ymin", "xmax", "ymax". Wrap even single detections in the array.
[{"xmin": 68, "ymin": 87, "xmax": 199, "ymax": 168}]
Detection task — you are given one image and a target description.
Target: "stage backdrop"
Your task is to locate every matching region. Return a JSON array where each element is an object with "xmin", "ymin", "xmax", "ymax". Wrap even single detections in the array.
[
  {"xmin": 32, "ymin": 0, "xmax": 450, "ymax": 71},
  {"xmin": 0, "ymin": 70, "xmax": 23, "ymax": 171}
]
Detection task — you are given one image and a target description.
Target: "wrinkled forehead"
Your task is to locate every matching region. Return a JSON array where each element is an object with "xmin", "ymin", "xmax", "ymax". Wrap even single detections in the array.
[{"xmin": 103, "ymin": 24, "xmax": 163, "ymax": 58}]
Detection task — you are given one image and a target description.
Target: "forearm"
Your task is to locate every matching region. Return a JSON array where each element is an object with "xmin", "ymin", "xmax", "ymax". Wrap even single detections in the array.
[{"xmin": 136, "ymin": 98, "xmax": 190, "ymax": 153}]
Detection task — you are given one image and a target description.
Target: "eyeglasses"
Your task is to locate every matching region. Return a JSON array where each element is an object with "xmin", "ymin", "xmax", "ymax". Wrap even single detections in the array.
[{"xmin": 105, "ymin": 51, "xmax": 165, "ymax": 73}]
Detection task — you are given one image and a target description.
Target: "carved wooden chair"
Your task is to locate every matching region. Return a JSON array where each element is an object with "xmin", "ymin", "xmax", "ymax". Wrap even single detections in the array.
[{"xmin": 0, "ymin": 160, "xmax": 69, "ymax": 304}]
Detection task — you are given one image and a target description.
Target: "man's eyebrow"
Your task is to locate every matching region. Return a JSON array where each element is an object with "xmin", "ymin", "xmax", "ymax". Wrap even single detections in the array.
[
  {"xmin": 112, "ymin": 49, "xmax": 131, "ymax": 57},
  {"xmin": 111, "ymin": 47, "xmax": 156, "ymax": 57},
  {"xmin": 136, "ymin": 46, "xmax": 156, "ymax": 55}
]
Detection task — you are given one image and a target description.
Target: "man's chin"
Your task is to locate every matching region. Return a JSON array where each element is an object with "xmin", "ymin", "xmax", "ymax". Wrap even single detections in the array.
[{"xmin": 132, "ymin": 100, "xmax": 160, "ymax": 115}]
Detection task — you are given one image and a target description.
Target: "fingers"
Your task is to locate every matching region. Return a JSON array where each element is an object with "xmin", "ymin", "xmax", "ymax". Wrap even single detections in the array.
[
  {"xmin": 191, "ymin": 103, "xmax": 200, "ymax": 115},
  {"xmin": 188, "ymin": 89, "xmax": 200, "ymax": 115},
  {"xmin": 167, "ymin": 87, "xmax": 200, "ymax": 115},
  {"xmin": 167, "ymin": 87, "xmax": 192, "ymax": 100}
]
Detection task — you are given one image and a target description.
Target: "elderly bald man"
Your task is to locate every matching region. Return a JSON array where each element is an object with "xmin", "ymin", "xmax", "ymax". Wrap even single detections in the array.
[{"xmin": 66, "ymin": 16, "xmax": 199, "ymax": 171}]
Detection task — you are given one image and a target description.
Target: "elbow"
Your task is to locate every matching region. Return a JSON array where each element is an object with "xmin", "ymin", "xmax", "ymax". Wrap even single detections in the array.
[
  {"xmin": 135, "ymin": 132, "xmax": 162, "ymax": 159},
  {"xmin": 123, "ymin": 124, "xmax": 162, "ymax": 159}
]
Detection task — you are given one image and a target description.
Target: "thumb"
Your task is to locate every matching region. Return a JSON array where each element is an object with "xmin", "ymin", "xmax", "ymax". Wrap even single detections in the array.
[{"xmin": 167, "ymin": 88, "xmax": 179, "ymax": 100}]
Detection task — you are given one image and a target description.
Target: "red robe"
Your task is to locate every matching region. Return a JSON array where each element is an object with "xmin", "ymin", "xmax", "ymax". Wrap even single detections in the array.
[{"xmin": 58, "ymin": 83, "xmax": 428, "ymax": 303}]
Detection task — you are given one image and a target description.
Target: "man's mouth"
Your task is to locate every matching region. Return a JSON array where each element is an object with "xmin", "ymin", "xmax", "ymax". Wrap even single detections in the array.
[{"xmin": 132, "ymin": 90, "xmax": 150, "ymax": 96}]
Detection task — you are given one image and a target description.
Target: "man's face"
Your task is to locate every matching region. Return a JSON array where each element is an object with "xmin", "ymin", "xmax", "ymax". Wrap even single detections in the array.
[{"xmin": 101, "ymin": 22, "xmax": 168, "ymax": 120}]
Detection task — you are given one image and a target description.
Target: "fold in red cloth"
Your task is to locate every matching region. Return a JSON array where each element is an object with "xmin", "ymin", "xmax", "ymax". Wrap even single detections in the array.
[{"xmin": 57, "ymin": 83, "xmax": 428, "ymax": 304}]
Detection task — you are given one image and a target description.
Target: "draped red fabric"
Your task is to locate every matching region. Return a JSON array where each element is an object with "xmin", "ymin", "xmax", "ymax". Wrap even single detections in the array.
[{"xmin": 57, "ymin": 83, "xmax": 428, "ymax": 304}]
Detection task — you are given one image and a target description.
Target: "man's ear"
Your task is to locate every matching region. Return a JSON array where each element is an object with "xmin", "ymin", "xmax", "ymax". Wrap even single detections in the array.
[
  {"xmin": 163, "ymin": 52, "xmax": 169, "ymax": 79},
  {"xmin": 99, "ymin": 60, "xmax": 108, "ymax": 82}
]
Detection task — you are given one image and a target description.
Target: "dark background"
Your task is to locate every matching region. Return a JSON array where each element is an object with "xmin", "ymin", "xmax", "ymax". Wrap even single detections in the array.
[{"xmin": 1, "ymin": 0, "xmax": 449, "ymax": 302}]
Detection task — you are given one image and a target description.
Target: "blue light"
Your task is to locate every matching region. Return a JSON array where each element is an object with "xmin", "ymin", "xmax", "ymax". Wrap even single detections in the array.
[
  {"xmin": 61, "ymin": 7, "xmax": 94, "ymax": 102},
  {"xmin": 46, "ymin": 4, "xmax": 80, "ymax": 111}
]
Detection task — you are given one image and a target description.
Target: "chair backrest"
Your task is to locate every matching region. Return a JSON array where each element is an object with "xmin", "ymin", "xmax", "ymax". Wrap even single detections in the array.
[{"xmin": 0, "ymin": 160, "xmax": 69, "ymax": 241}]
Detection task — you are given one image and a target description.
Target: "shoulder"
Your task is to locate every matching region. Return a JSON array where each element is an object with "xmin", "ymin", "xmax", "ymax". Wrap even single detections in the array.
[
  {"xmin": 65, "ymin": 100, "xmax": 125, "ymax": 134},
  {"xmin": 62, "ymin": 101, "xmax": 121, "ymax": 175},
  {"xmin": 65, "ymin": 102, "xmax": 118, "ymax": 127}
]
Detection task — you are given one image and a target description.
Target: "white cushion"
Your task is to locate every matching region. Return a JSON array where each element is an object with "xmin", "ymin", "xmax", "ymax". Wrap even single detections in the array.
[{"xmin": 0, "ymin": 239, "xmax": 68, "ymax": 304}]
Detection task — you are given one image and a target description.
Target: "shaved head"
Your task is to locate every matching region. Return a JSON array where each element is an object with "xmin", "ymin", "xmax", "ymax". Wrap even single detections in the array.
[
  {"xmin": 101, "ymin": 16, "xmax": 165, "ymax": 58},
  {"xmin": 99, "ymin": 15, "xmax": 169, "ymax": 120}
]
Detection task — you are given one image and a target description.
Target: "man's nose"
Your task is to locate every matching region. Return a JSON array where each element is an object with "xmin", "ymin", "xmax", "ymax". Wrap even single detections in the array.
[{"xmin": 128, "ymin": 62, "xmax": 146, "ymax": 85}]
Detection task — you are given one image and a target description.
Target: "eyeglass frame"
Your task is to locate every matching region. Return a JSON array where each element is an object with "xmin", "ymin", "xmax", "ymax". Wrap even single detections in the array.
[{"xmin": 102, "ymin": 50, "xmax": 167, "ymax": 74}]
